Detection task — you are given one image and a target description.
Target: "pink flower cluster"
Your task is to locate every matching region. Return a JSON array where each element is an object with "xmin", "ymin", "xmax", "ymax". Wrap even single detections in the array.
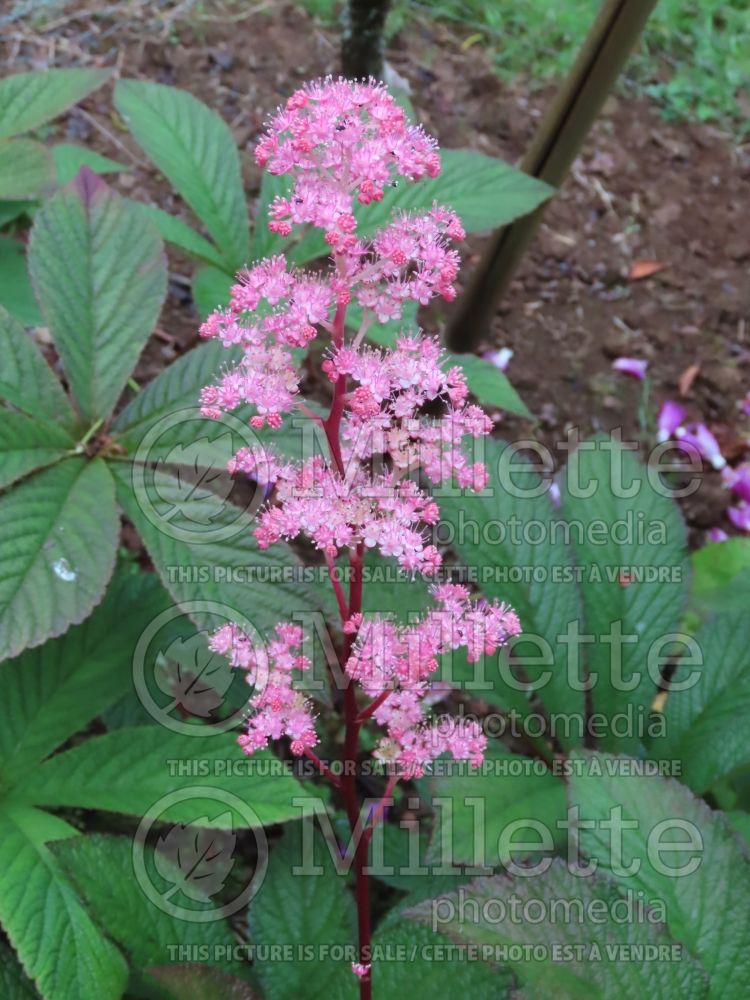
[
  {"xmin": 255, "ymin": 77, "xmax": 439, "ymax": 249},
  {"xmin": 200, "ymin": 77, "xmax": 521, "ymax": 782},
  {"xmin": 210, "ymin": 622, "xmax": 318, "ymax": 756},
  {"xmin": 346, "ymin": 584, "xmax": 521, "ymax": 777}
]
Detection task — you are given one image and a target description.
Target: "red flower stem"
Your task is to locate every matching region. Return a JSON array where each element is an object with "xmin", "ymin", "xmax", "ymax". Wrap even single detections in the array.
[
  {"xmin": 364, "ymin": 774, "xmax": 400, "ymax": 844},
  {"xmin": 301, "ymin": 747, "xmax": 342, "ymax": 789},
  {"xmin": 355, "ymin": 689, "xmax": 392, "ymax": 724},
  {"xmin": 319, "ymin": 293, "xmax": 372, "ymax": 996}
]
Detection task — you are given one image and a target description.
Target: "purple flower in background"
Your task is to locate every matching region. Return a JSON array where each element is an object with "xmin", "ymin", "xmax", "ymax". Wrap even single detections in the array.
[
  {"xmin": 728, "ymin": 503, "xmax": 750, "ymax": 533},
  {"xmin": 656, "ymin": 400, "xmax": 686, "ymax": 443},
  {"xmin": 680, "ymin": 422, "xmax": 726, "ymax": 470},
  {"xmin": 483, "ymin": 347, "xmax": 513, "ymax": 372},
  {"xmin": 612, "ymin": 357, "xmax": 648, "ymax": 380},
  {"xmin": 723, "ymin": 464, "xmax": 750, "ymax": 504},
  {"xmin": 707, "ymin": 527, "xmax": 729, "ymax": 543},
  {"xmin": 742, "ymin": 392, "xmax": 750, "ymax": 417}
]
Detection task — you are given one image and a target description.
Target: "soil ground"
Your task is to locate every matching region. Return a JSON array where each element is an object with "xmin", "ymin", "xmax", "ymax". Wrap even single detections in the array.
[{"xmin": 4, "ymin": 0, "xmax": 749, "ymax": 538}]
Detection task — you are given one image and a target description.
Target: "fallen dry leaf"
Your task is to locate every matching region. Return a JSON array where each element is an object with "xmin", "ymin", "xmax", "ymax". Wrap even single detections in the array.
[
  {"xmin": 627, "ymin": 259, "xmax": 668, "ymax": 281},
  {"xmin": 679, "ymin": 363, "xmax": 701, "ymax": 396}
]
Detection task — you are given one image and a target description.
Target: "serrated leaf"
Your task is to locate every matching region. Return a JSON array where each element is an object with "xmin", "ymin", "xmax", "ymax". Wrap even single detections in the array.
[
  {"xmin": 0, "ymin": 802, "xmax": 128, "ymax": 1000},
  {"xmin": 114, "ymin": 80, "xmax": 249, "ymax": 270},
  {"xmin": 0, "ymin": 138, "xmax": 54, "ymax": 199},
  {"xmin": 438, "ymin": 439, "xmax": 583, "ymax": 745},
  {"xmin": 561, "ymin": 436, "xmax": 689, "ymax": 751},
  {"xmin": 651, "ymin": 613, "xmax": 750, "ymax": 791},
  {"xmin": 408, "ymin": 860, "xmax": 709, "ymax": 1000},
  {"xmin": 0, "ymin": 305, "xmax": 76, "ymax": 428},
  {"xmin": 0, "ymin": 236, "xmax": 41, "ymax": 327},
  {"xmin": 147, "ymin": 965, "xmax": 259, "ymax": 1000},
  {"xmin": 28, "ymin": 168, "xmax": 167, "ymax": 422},
  {"xmin": 110, "ymin": 461, "xmax": 336, "ymax": 633},
  {"xmin": 571, "ymin": 750, "xmax": 750, "ymax": 998},
  {"xmin": 0, "ymin": 409, "xmax": 72, "ymax": 490},
  {"xmin": 0, "ymin": 68, "xmax": 110, "ymax": 140},
  {"xmin": 0, "ymin": 941, "xmax": 38, "ymax": 999},
  {"xmin": 14, "ymin": 728, "xmax": 315, "ymax": 828},
  {"xmin": 447, "ymin": 352, "xmax": 532, "ymax": 417},
  {"xmin": 0, "ymin": 568, "xmax": 172, "ymax": 783},
  {"xmin": 0, "ymin": 458, "xmax": 119, "ymax": 660},
  {"xmin": 52, "ymin": 143, "xmax": 128, "ymax": 186},
  {"xmin": 52, "ymin": 834, "xmax": 241, "ymax": 998},
  {"xmin": 423, "ymin": 745, "xmax": 567, "ymax": 867},
  {"xmin": 156, "ymin": 822, "xmax": 237, "ymax": 900},
  {"xmin": 249, "ymin": 821, "xmax": 356, "ymax": 1000},
  {"xmin": 132, "ymin": 201, "xmax": 228, "ymax": 269}
]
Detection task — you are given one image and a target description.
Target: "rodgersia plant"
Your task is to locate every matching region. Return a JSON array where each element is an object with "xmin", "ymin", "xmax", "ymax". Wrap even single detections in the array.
[{"xmin": 198, "ymin": 78, "xmax": 521, "ymax": 995}]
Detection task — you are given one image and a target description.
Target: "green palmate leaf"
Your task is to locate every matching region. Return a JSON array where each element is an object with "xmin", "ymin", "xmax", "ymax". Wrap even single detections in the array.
[
  {"xmin": 110, "ymin": 461, "xmax": 336, "ymax": 633},
  {"xmin": 689, "ymin": 538, "xmax": 750, "ymax": 622},
  {"xmin": 0, "ymin": 306, "xmax": 76, "ymax": 429},
  {"xmin": 571, "ymin": 751, "xmax": 750, "ymax": 998},
  {"xmin": 408, "ymin": 860, "xmax": 709, "ymax": 1000},
  {"xmin": 14, "ymin": 727, "xmax": 313, "ymax": 828},
  {"xmin": 0, "ymin": 568, "xmax": 172, "ymax": 783},
  {"xmin": 52, "ymin": 835, "xmax": 240, "ymax": 996},
  {"xmin": 114, "ymin": 80, "xmax": 249, "ymax": 270},
  {"xmin": 0, "ymin": 236, "xmax": 42, "ymax": 327},
  {"xmin": 132, "ymin": 201, "xmax": 228, "ymax": 269},
  {"xmin": 28, "ymin": 169, "xmax": 167, "ymax": 423},
  {"xmin": 0, "ymin": 458, "xmax": 118, "ymax": 660},
  {"xmin": 423, "ymin": 745, "xmax": 567, "ymax": 867},
  {"xmin": 0, "ymin": 941, "xmax": 38, "ymax": 999},
  {"xmin": 147, "ymin": 966, "xmax": 260, "ymax": 1000},
  {"xmin": 249, "ymin": 822, "xmax": 356, "ymax": 1000},
  {"xmin": 447, "ymin": 352, "xmax": 532, "ymax": 417},
  {"xmin": 438, "ymin": 439, "xmax": 583, "ymax": 746},
  {"xmin": 0, "ymin": 68, "xmax": 111, "ymax": 140},
  {"xmin": 0, "ymin": 409, "xmax": 73, "ymax": 491},
  {"xmin": 561, "ymin": 436, "xmax": 689, "ymax": 751},
  {"xmin": 52, "ymin": 144, "xmax": 129, "ymax": 186},
  {"xmin": 192, "ymin": 264, "xmax": 233, "ymax": 318},
  {"xmin": 0, "ymin": 803, "xmax": 128, "ymax": 1000},
  {"xmin": 651, "ymin": 613, "xmax": 750, "ymax": 792},
  {"xmin": 0, "ymin": 139, "xmax": 54, "ymax": 199}
]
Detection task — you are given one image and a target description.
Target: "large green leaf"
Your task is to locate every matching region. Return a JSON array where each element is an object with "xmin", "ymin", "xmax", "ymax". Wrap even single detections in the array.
[
  {"xmin": 438, "ymin": 439, "xmax": 583, "ymax": 746},
  {"xmin": 52, "ymin": 144, "xmax": 128, "ymax": 186},
  {"xmin": 52, "ymin": 834, "xmax": 240, "ymax": 996},
  {"xmin": 147, "ymin": 966, "xmax": 260, "ymax": 1000},
  {"xmin": 447, "ymin": 352, "xmax": 532, "ymax": 418},
  {"xmin": 423, "ymin": 745, "xmax": 567, "ymax": 867},
  {"xmin": 408, "ymin": 860, "xmax": 709, "ymax": 1000},
  {"xmin": 0, "ymin": 568, "xmax": 172, "ymax": 784},
  {"xmin": 651, "ymin": 613, "xmax": 750, "ymax": 792},
  {"xmin": 571, "ymin": 750, "xmax": 750, "ymax": 998},
  {"xmin": 0, "ymin": 306, "xmax": 76, "ymax": 429},
  {"xmin": 249, "ymin": 822, "xmax": 356, "ymax": 1000},
  {"xmin": 133, "ymin": 201, "xmax": 227, "ymax": 270},
  {"xmin": 14, "ymin": 728, "xmax": 314, "ymax": 828},
  {"xmin": 0, "ymin": 803, "xmax": 128, "ymax": 1000},
  {"xmin": 28, "ymin": 169, "xmax": 167, "ymax": 423},
  {"xmin": 0, "ymin": 236, "xmax": 42, "ymax": 327},
  {"xmin": 0, "ymin": 409, "xmax": 72, "ymax": 491},
  {"xmin": 114, "ymin": 80, "xmax": 249, "ymax": 270},
  {"xmin": 689, "ymin": 538, "xmax": 750, "ymax": 622},
  {"xmin": 0, "ymin": 941, "xmax": 38, "ymax": 1000},
  {"xmin": 0, "ymin": 139, "xmax": 54, "ymax": 199},
  {"xmin": 561, "ymin": 437, "xmax": 689, "ymax": 750},
  {"xmin": 0, "ymin": 68, "xmax": 110, "ymax": 140},
  {"xmin": 192, "ymin": 264, "xmax": 233, "ymax": 318},
  {"xmin": 0, "ymin": 458, "xmax": 119, "ymax": 660},
  {"xmin": 110, "ymin": 461, "xmax": 335, "ymax": 633}
]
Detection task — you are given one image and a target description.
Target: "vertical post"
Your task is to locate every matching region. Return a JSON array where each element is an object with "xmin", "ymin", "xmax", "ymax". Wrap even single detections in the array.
[
  {"xmin": 445, "ymin": 0, "xmax": 658, "ymax": 352},
  {"xmin": 342, "ymin": 0, "xmax": 392, "ymax": 80}
]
